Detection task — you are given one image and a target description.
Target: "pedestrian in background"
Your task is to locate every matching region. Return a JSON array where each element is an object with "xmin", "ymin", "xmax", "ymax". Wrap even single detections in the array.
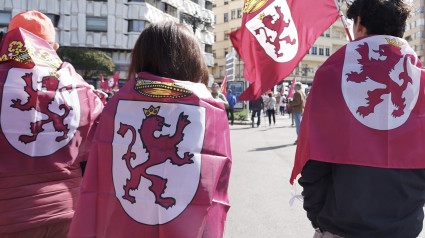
[
  {"xmin": 291, "ymin": 1, "xmax": 425, "ymax": 238},
  {"xmin": 211, "ymin": 82, "xmax": 229, "ymax": 109},
  {"xmin": 279, "ymin": 94, "xmax": 287, "ymax": 116},
  {"xmin": 250, "ymin": 96, "xmax": 263, "ymax": 128},
  {"xmin": 289, "ymin": 82, "xmax": 306, "ymax": 143},
  {"xmin": 226, "ymin": 89, "xmax": 236, "ymax": 125},
  {"xmin": 265, "ymin": 92, "xmax": 276, "ymax": 126},
  {"xmin": 0, "ymin": 11, "xmax": 103, "ymax": 237}
]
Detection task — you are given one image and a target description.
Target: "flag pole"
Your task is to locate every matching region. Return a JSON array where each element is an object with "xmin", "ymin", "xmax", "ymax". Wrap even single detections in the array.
[{"xmin": 334, "ymin": 0, "xmax": 353, "ymax": 42}]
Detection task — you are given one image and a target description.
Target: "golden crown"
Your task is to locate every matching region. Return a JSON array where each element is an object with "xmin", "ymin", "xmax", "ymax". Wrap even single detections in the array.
[
  {"xmin": 386, "ymin": 38, "xmax": 403, "ymax": 48},
  {"xmin": 243, "ymin": 0, "xmax": 268, "ymax": 14},
  {"xmin": 143, "ymin": 106, "xmax": 160, "ymax": 118}
]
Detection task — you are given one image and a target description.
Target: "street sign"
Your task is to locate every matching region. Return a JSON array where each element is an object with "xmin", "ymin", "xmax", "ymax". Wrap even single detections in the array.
[
  {"xmin": 225, "ymin": 48, "xmax": 236, "ymax": 81},
  {"xmin": 227, "ymin": 81, "xmax": 244, "ymax": 109}
]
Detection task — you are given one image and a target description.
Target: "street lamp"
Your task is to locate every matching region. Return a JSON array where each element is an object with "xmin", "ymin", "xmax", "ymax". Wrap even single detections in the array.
[{"xmin": 180, "ymin": 12, "xmax": 213, "ymax": 33}]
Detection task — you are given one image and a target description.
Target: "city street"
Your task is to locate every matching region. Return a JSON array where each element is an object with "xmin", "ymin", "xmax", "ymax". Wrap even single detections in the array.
[{"xmin": 224, "ymin": 114, "xmax": 425, "ymax": 238}]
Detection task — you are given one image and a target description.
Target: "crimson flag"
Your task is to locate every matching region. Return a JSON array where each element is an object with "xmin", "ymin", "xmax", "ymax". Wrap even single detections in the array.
[
  {"xmin": 100, "ymin": 72, "xmax": 120, "ymax": 92},
  {"xmin": 0, "ymin": 28, "xmax": 103, "ymax": 232},
  {"xmin": 220, "ymin": 72, "xmax": 228, "ymax": 96},
  {"xmin": 287, "ymin": 77, "xmax": 296, "ymax": 98},
  {"xmin": 230, "ymin": 0, "xmax": 339, "ymax": 101},
  {"xmin": 99, "ymin": 73, "xmax": 108, "ymax": 91},
  {"xmin": 290, "ymin": 35, "xmax": 425, "ymax": 184},
  {"xmin": 68, "ymin": 72, "xmax": 232, "ymax": 238}
]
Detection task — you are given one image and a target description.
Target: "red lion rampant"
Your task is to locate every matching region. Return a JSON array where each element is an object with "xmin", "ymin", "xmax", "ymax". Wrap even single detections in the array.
[
  {"xmin": 254, "ymin": 6, "xmax": 296, "ymax": 57},
  {"xmin": 117, "ymin": 106, "xmax": 193, "ymax": 209},
  {"xmin": 346, "ymin": 42, "xmax": 418, "ymax": 118},
  {"xmin": 10, "ymin": 72, "xmax": 73, "ymax": 144}
]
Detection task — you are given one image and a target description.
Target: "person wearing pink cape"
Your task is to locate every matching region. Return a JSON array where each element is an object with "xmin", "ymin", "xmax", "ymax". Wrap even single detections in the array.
[
  {"xmin": 68, "ymin": 21, "xmax": 232, "ymax": 238},
  {"xmin": 292, "ymin": 1, "xmax": 425, "ymax": 237}
]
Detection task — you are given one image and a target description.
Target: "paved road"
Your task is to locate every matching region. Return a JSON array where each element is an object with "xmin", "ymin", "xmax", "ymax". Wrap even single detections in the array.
[{"xmin": 224, "ymin": 114, "xmax": 425, "ymax": 238}]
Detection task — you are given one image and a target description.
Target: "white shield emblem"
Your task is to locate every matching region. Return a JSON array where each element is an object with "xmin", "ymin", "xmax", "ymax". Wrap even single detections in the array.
[
  {"xmin": 245, "ymin": 0, "xmax": 298, "ymax": 62},
  {"xmin": 1, "ymin": 66, "xmax": 81, "ymax": 156},
  {"xmin": 341, "ymin": 36, "xmax": 421, "ymax": 130},
  {"xmin": 112, "ymin": 100, "xmax": 205, "ymax": 225}
]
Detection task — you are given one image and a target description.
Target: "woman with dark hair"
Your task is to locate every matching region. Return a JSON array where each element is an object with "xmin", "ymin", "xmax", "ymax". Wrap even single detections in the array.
[{"xmin": 68, "ymin": 21, "xmax": 232, "ymax": 238}]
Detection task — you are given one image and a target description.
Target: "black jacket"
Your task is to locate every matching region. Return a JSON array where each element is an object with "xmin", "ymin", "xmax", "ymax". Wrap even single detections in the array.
[{"xmin": 299, "ymin": 160, "xmax": 425, "ymax": 238}]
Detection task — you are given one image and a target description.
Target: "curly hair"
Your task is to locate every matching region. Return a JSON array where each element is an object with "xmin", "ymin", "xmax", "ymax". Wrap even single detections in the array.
[{"xmin": 346, "ymin": 0, "xmax": 411, "ymax": 38}]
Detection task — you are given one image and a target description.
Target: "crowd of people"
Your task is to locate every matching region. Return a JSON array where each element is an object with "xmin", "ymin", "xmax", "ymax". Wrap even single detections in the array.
[{"xmin": 0, "ymin": 11, "xmax": 231, "ymax": 238}]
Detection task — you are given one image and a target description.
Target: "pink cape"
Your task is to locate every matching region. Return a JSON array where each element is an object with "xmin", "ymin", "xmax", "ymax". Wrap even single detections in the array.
[
  {"xmin": 291, "ymin": 35, "xmax": 425, "ymax": 184},
  {"xmin": 68, "ymin": 72, "xmax": 232, "ymax": 238},
  {"xmin": 0, "ymin": 28, "xmax": 103, "ymax": 232}
]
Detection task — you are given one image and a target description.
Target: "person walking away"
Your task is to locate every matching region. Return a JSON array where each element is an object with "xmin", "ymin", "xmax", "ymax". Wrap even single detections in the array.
[
  {"xmin": 0, "ymin": 11, "xmax": 103, "ymax": 237},
  {"xmin": 226, "ymin": 89, "xmax": 236, "ymax": 125},
  {"xmin": 265, "ymin": 92, "xmax": 276, "ymax": 126},
  {"xmin": 249, "ymin": 96, "xmax": 264, "ymax": 128},
  {"xmin": 275, "ymin": 93, "xmax": 281, "ymax": 115},
  {"xmin": 289, "ymin": 82, "xmax": 305, "ymax": 143},
  {"xmin": 68, "ymin": 21, "xmax": 232, "ymax": 238},
  {"xmin": 279, "ymin": 94, "xmax": 287, "ymax": 116},
  {"xmin": 290, "ymin": 1, "xmax": 425, "ymax": 238},
  {"xmin": 211, "ymin": 82, "xmax": 229, "ymax": 109}
]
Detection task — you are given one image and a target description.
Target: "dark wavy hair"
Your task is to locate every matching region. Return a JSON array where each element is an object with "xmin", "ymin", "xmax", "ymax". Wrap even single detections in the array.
[
  {"xmin": 346, "ymin": 0, "xmax": 411, "ymax": 38},
  {"xmin": 127, "ymin": 21, "xmax": 209, "ymax": 86}
]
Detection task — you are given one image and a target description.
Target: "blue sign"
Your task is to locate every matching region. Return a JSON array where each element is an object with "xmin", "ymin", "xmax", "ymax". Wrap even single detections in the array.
[{"xmin": 227, "ymin": 81, "xmax": 244, "ymax": 109}]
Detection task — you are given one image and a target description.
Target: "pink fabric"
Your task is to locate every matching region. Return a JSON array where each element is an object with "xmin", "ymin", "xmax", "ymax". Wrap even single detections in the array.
[
  {"xmin": 0, "ymin": 28, "xmax": 104, "ymax": 232},
  {"xmin": 290, "ymin": 35, "xmax": 425, "ymax": 184},
  {"xmin": 229, "ymin": 0, "xmax": 339, "ymax": 100},
  {"xmin": 68, "ymin": 72, "xmax": 232, "ymax": 238}
]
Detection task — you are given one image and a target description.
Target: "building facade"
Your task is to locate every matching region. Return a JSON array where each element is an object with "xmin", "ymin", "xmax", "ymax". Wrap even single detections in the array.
[
  {"xmin": 0, "ymin": 0, "xmax": 215, "ymax": 84},
  {"xmin": 212, "ymin": 0, "xmax": 350, "ymax": 86},
  {"xmin": 404, "ymin": 0, "xmax": 425, "ymax": 64}
]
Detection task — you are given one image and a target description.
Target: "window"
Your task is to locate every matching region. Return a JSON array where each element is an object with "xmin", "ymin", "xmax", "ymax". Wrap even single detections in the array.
[
  {"xmin": 417, "ymin": 18, "xmax": 425, "ymax": 26},
  {"xmin": 219, "ymin": 66, "xmax": 225, "ymax": 77},
  {"xmin": 128, "ymin": 20, "xmax": 149, "ymax": 32},
  {"xmin": 224, "ymin": 0, "xmax": 228, "ymax": 4},
  {"xmin": 214, "ymin": 33, "xmax": 216, "ymax": 42},
  {"xmin": 417, "ymin": 6, "xmax": 424, "ymax": 14},
  {"xmin": 325, "ymin": 48, "xmax": 330, "ymax": 56},
  {"xmin": 224, "ymin": 31, "xmax": 229, "ymax": 40},
  {"xmin": 415, "ymin": 31, "xmax": 424, "ymax": 39},
  {"xmin": 161, "ymin": 3, "xmax": 177, "ymax": 17},
  {"xmin": 86, "ymin": 17, "xmax": 107, "ymax": 32},
  {"xmin": 0, "ymin": 11, "xmax": 11, "ymax": 27},
  {"xmin": 231, "ymin": 10, "xmax": 236, "ymax": 19},
  {"xmin": 205, "ymin": 44, "xmax": 213, "ymax": 53},
  {"xmin": 205, "ymin": 1, "xmax": 213, "ymax": 10},
  {"xmin": 237, "ymin": 9, "xmax": 243, "ymax": 18},
  {"xmin": 213, "ymin": 50, "xmax": 216, "ymax": 58},
  {"xmin": 45, "ymin": 14, "xmax": 60, "ymax": 27},
  {"xmin": 311, "ymin": 46, "xmax": 317, "ymax": 55},
  {"xmin": 146, "ymin": 0, "xmax": 161, "ymax": 9},
  {"xmin": 411, "ymin": 21, "xmax": 416, "ymax": 29},
  {"xmin": 325, "ymin": 29, "xmax": 330, "ymax": 37},
  {"xmin": 319, "ymin": 47, "xmax": 324, "ymax": 55},
  {"xmin": 224, "ymin": 48, "xmax": 229, "ymax": 56},
  {"xmin": 224, "ymin": 13, "xmax": 228, "ymax": 22}
]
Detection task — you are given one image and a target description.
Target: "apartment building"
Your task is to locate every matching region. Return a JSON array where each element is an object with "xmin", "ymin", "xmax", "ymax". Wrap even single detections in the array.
[
  {"xmin": 212, "ymin": 0, "xmax": 349, "ymax": 85},
  {"xmin": 404, "ymin": 0, "xmax": 425, "ymax": 64},
  {"xmin": 0, "ymin": 0, "xmax": 215, "ymax": 84}
]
